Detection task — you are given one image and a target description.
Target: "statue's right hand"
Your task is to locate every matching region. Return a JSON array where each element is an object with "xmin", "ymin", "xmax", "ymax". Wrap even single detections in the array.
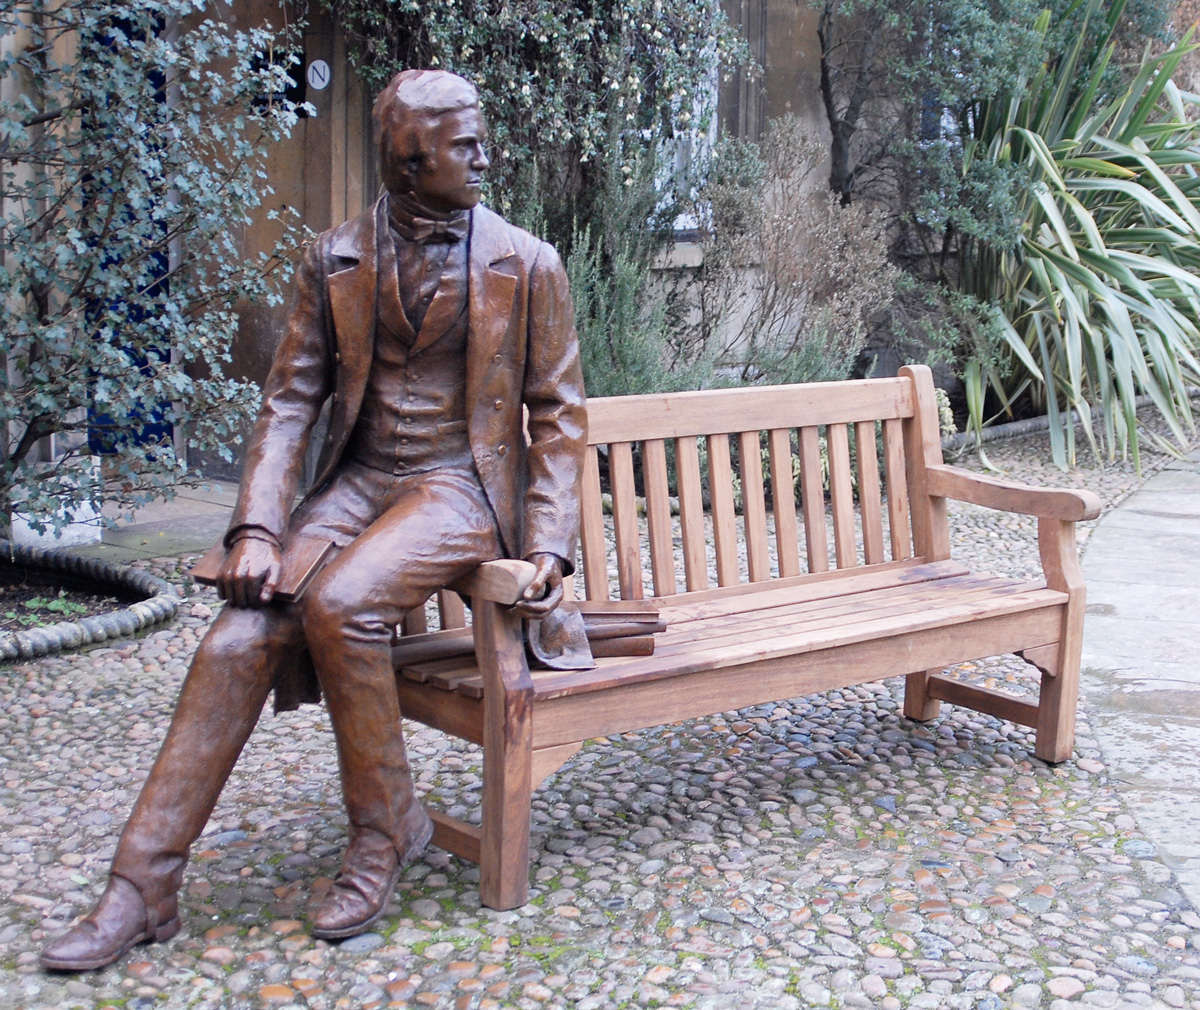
[{"xmin": 217, "ymin": 538, "xmax": 283, "ymax": 608}]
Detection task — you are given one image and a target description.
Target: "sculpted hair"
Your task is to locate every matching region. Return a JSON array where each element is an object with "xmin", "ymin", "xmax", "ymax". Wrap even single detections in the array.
[{"xmin": 374, "ymin": 69, "xmax": 480, "ymax": 165}]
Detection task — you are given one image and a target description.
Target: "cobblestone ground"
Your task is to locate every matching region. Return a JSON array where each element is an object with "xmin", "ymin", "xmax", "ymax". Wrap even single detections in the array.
[{"xmin": 2, "ymin": 415, "xmax": 1200, "ymax": 1010}]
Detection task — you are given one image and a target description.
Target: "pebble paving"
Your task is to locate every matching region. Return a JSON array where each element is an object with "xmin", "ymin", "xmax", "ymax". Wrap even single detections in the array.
[{"xmin": 2, "ymin": 413, "xmax": 1200, "ymax": 1009}]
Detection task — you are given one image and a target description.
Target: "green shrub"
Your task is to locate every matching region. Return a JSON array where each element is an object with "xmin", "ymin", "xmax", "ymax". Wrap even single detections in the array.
[
  {"xmin": 0, "ymin": 1, "xmax": 303, "ymax": 536},
  {"xmin": 953, "ymin": 0, "xmax": 1200, "ymax": 467}
]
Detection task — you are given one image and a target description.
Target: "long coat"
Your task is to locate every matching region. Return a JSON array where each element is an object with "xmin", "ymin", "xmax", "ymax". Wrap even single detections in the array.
[{"xmin": 226, "ymin": 198, "xmax": 588, "ymax": 571}]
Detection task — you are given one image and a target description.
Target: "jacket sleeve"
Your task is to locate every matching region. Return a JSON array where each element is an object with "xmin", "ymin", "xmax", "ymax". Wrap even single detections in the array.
[
  {"xmin": 225, "ymin": 238, "xmax": 334, "ymax": 545},
  {"xmin": 520, "ymin": 240, "xmax": 588, "ymax": 573}
]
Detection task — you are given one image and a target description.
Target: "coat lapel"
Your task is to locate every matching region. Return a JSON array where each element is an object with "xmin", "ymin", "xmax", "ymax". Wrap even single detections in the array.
[
  {"xmin": 467, "ymin": 207, "xmax": 518, "ymax": 366},
  {"xmin": 322, "ymin": 197, "xmax": 381, "ymax": 465},
  {"xmin": 374, "ymin": 210, "xmax": 417, "ymax": 346}
]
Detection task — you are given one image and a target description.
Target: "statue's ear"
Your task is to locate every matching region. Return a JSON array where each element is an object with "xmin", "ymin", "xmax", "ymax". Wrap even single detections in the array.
[{"xmin": 382, "ymin": 156, "xmax": 423, "ymax": 196}]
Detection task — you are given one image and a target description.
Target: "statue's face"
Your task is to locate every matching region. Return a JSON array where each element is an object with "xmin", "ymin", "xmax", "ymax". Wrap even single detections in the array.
[{"xmin": 384, "ymin": 106, "xmax": 490, "ymax": 213}]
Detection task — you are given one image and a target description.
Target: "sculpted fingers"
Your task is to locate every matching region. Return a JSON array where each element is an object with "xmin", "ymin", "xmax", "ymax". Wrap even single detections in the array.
[
  {"xmin": 510, "ymin": 553, "xmax": 564, "ymax": 619},
  {"xmin": 218, "ymin": 538, "xmax": 282, "ymax": 609},
  {"xmin": 513, "ymin": 577, "xmax": 563, "ymax": 618},
  {"xmin": 258, "ymin": 558, "xmax": 282, "ymax": 605}
]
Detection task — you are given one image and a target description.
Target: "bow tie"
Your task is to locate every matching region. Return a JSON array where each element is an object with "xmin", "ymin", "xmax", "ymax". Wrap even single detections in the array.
[{"xmin": 395, "ymin": 214, "xmax": 470, "ymax": 245}]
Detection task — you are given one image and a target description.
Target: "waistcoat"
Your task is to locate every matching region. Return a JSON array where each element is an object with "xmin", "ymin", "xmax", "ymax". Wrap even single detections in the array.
[{"xmin": 344, "ymin": 204, "xmax": 473, "ymax": 474}]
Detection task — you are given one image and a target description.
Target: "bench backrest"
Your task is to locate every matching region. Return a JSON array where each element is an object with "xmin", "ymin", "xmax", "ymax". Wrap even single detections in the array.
[{"xmin": 577, "ymin": 364, "xmax": 950, "ymax": 602}]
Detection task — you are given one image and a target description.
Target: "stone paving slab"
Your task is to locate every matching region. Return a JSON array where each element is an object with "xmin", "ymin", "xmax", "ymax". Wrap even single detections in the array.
[
  {"xmin": 2, "ymin": 421, "xmax": 1200, "ymax": 1010},
  {"xmin": 71, "ymin": 482, "xmax": 239, "ymax": 563},
  {"xmin": 1082, "ymin": 451, "xmax": 1200, "ymax": 915}
]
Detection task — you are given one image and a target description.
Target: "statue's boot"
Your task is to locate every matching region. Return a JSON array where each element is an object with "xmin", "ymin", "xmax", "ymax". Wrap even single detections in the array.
[
  {"xmin": 40, "ymin": 875, "xmax": 179, "ymax": 971},
  {"xmin": 304, "ymin": 576, "xmax": 434, "ymax": 940},
  {"xmin": 41, "ymin": 606, "xmax": 296, "ymax": 970},
  {"xmin": 309, "ymin": 812, "xmax": 432, "ymax": 939}
]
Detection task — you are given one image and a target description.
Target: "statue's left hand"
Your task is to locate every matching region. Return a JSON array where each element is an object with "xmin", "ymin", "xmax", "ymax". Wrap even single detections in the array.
[
  {"xmin": 510, "ymin": 552, "xmax": 564, "ymax": 619},
  {"xmin": 218, "ymin": 536, "xmax": 282, "ymax": 609}
]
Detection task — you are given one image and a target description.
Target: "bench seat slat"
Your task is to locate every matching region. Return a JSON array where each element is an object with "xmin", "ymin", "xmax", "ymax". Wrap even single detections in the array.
[
  {"xmin": 529, "ymin": 582, "xmax": 1064, "ymax": 699},
  {"xmin": 624, "ymin": 582, "xmax": 1040, "ymax": 670},
  {"xmin": 650, "ymin": 559, "xmax": 968, "ymax": 623},
  {"xmin": 406, "ymin": 572, "xmax": 1063, "ymax": 701},
  {"xmin": 657, "ymin": 576, "xmax": 1035, "ymax": 651},
  {"xmin": 392, "ymin": 561, "xmax": 971, "ymax": 691}
]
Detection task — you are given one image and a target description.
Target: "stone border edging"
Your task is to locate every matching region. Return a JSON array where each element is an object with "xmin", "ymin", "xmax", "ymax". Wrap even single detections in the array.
[
  {"xmin": 0, "ymin": 539, "xmax": 181, "ymax": 662},
  {"xmin": 943, "ymin": 387, "xmax": 1200, "ymax": 452}
]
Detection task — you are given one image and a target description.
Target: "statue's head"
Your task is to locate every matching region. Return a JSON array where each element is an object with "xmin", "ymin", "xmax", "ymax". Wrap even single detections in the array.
[{"xmin": 374, "ymin": 69, "xmax": 489, "ymax": 212}]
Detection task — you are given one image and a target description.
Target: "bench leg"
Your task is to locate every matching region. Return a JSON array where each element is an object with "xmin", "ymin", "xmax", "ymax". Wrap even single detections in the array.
[
  {"xmin": 1034, "ymin": 518, "xmax": 1085, "ymax": 764},
  {"xmin": 903, "ymin": 668, "xmax": 942, "ymax": 722},
  {"xmin": 474, "ymin": 599, "xmax": 534, "ymax": 911},
  {"xmin": 1034, "ymin": 644, "xmax": 1080, "ymax": 763}
]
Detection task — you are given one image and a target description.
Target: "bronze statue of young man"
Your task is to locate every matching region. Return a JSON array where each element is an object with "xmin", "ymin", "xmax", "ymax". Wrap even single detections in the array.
[{"xmin": 41, "ymin": 69, "xmax": 586, "ymax": 970}]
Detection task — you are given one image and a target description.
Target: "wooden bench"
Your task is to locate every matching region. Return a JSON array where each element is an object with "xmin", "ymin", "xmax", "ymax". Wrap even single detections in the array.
[{"xmin": 392, "ymin": 364, "xmax": 1101, "ymax": 911}]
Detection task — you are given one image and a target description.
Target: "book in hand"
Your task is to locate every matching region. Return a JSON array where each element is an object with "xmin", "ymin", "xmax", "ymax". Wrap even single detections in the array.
[{"xmin": 191, "ymin": 534, "xmax": 335, "ymax": 604}]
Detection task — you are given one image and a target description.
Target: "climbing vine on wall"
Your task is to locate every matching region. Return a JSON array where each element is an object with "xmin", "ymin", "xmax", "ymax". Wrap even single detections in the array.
[{"xmin": 322, "ymin": 0, "xmax": 748, "ymax": 244}]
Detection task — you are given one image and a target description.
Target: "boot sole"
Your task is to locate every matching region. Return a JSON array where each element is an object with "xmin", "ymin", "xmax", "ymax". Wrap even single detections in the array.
[{"xmin": 40, "ymin": 915, "xmax": 181, "ymax": 972}]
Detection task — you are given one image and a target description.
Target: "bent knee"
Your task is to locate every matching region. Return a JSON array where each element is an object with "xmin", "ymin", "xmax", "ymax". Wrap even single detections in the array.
[
  {"xmin": 301, "ymin": 577, "xmax": 383, "ymax": 639},
  {"xmin": 302, "ymin": 571, "xmax": 424, "ymax": 646},
  {"xmin": 192, "ymin": 606, "xmax": 290, "ymax": 673}
]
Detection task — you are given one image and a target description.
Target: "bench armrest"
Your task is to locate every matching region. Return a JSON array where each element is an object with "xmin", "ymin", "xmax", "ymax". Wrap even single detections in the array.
[
  {"xmin": 925, "ymin": 464, "xmax": 1101, "ymax": 522},
  {"xmin": 448, "ymin": 559, "xmax": 538, "ymax": 605}
]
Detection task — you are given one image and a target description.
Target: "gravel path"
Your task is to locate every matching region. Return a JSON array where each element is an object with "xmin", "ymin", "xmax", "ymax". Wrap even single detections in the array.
[{"xmin": 2, "ymin": 413, "xmax": 1198, "ymax": 1010}]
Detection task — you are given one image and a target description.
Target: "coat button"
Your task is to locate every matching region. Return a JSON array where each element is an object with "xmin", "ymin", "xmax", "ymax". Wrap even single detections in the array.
[
  {"xmin": 493, "ymin": 354, "xmax": 502, "ymax": 365},
  {"xmin": 331, "ymin": 392, "xmax": 338, "ymax": 403},
  {"xmin": 497, "ymin": 444, "xmax": 507, "ymax": 457},
  {"xmin": 494, "ymin": 399, "xmax": 503, "ymax": 410},
  {"xmin": 334, "ymin": 351, "xmax": 341, "ymax": 363}
]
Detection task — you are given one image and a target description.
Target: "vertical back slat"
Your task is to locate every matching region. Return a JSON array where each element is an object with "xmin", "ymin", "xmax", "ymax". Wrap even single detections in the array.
[
  {"xmin": 738, "ymin": 430, "xmax": 770, "ymax": 582},
  {"xmin": 610, "ymin": 441, "xmax": 644, "ymax": 600},
  {"xmin": 768, "ymin": 427, "xmax": 801, "ymax": 578},
  {"xmin": 707, "ymin": 434, "xmax": 739, "ymax": 587},
  {"xmin": 675, "ymin": 435, "xmax": 709, "ymax": 592},
  {"xmin": 855, "ymin": 419, "xmax": 885, "ymax": 566},
  {"xmin": 798, "ymin": 425, "xmax": 829, "ymax": 574},
  {"xmin": 580, "ymin": 443, "xmax": 609, "ymax": 600},
  {"xmin": 642, "ymin": 438, "xmax": 676, "ymax": 596},
  {"xmin": 882, "ymin": 418, "xmax": 912, "ymax": 561},
  {"xmin": 437, "ymin": 590, "xmax": 467, "ymax": 629},
  {"xmin": 827, "ymin": 423, "xmax": 857, "ymax": 568}
]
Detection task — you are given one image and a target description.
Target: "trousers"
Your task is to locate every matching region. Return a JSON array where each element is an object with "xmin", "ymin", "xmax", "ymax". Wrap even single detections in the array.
[{"xmin": 109, "ymin": 460, "xmax": 502, "ymax": 900}]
